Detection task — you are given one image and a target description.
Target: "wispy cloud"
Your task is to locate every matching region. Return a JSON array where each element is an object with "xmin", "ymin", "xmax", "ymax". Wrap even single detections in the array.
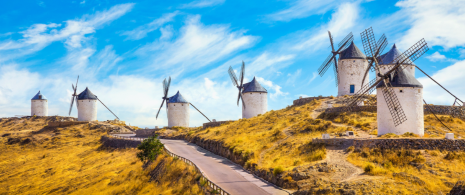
[
  {"xmin": 256, "ymin": 77, "xmax": 288, "ymax": 100},
  {"xmin": 426, "ymin": 51, "xmax": 447, "ymax": 62},
  {"xmin": 135, "ymin": 15, "xmax": 258, "ymax": 76},
  {"xmin": 122, "ymin": 11, "xmax": 178, "ymax": 40},
  {"xmin": 180, "ymin": 0, "xmax": 225, "ymax": 9},
  {"xmin": 0, "ymin": 3, "xmax": 134, "ymax": 61},
  {"xmin": 396, "ymin": 0, "xmax": 465, "ymax": 49},
  {"xmin": 267, "ymin": 0, "xmax": 349, "ymax": 22}
]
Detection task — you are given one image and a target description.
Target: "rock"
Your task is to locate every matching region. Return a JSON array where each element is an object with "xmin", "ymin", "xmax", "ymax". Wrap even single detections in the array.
[{"xmin": 448, "ymin": 181, "xmax": 465, "ymax": 195}]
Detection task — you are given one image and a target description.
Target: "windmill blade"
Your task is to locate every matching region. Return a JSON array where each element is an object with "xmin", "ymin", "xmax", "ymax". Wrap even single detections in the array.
[
  {"xmin": 375, "ymin": 34, "xmax": 388, "ymax": 57},
  {"xmin": 318, "ymin": 53, "xmax": 335, "ymax": 76},
  {"xmin": 156, "ymin": 99, "xmax": 166, "ymax": 119},
  {"xmin": 361, "ymin": 27, "xmax": 378, "ymax": 59},
  {"xmin": 166, "ymin": 77, "xmax": 171, "ymax": 95},
  {"xmin": 388, "ymin": 38, "xmax": 428, "ymax": 67},
  {"xmin": 68, "ymin": 96, "xmax": 75, "ymax": 116},
  {"xmin": 190, "ymin": 103, "xmax": 211, "ymax": 122},
  {"xmin": 240, "ymin": 92, "xmax": 246, "ymax": 109},
  {"xmin": 228, "ymin": 66, "xmax": 239, "ymax": 86},
  {"xmin": 97, "ymin": 97, "xmax": 120, "ymax": 120},
  {"xmin": 74, "ymin": 75, "xmax": 79, "ymax": 94},
  {"xmin": 162, "ymin": 78, "xmax": 167, "ymax": 96},
  {"xmin": 333, "ymin": 58, "xmax": 339, "ymax": 87},
  {"xmin": 415, "ymin": 65, "xmax": 464, "ymax": 104},
  {"xmin": 240, "ymin": 61, "xmax": 245, "ymax": 87},
  {"xmin": 328, "ymin": 31, "xmax": 335, "ymax": 52},
  {"xmin": 381, "ymin": 81, "xmax": 407, "ymax": 126},
  {"xmin": 237, "ymin": 90, "xmax": 241, "ymax": 106},
  {"xmin": 337, "ymin": 32, "xmax": 353, "ymax": 48}
]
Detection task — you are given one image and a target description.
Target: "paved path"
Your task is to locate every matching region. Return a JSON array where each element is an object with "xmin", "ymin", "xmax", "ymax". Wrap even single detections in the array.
[{"xmin": 113, "ymin": 134, "xmax": 290, "ymax": 195}]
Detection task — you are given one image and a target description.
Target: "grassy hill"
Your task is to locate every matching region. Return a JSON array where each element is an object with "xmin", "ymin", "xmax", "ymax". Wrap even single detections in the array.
[
  {"xmin": 0, "ymin": 117, "xmax": 203, "ymax": 195},
  {"xmin": 163, "ymin": 98, "xmax": 465, "ymax": 194}
]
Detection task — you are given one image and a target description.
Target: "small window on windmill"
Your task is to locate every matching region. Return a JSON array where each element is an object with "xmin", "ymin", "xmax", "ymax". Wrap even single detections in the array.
[
  {"xmin": 400, "ymin": 89, "xmax": 403, "ymax": 93},
  {"xmin": 38, "ymin": 95, "xmax": 42, "ymax": 99},
  {"xmin": 418, "ymin": 89, "xmax": 421, "ymax": 93},
  {"xmin": 250, "ymin": 93, "xmax": 252, "ymax": 95},
  {"xmin": 182, "ymin": 104, "xmax": 183, "ymax": 106},
  {"xmin": 353, "ymin": 60, "xmax": 355, "ymax": 62}
]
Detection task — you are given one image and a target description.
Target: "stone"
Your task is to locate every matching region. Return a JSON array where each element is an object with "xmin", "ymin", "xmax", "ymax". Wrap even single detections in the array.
[{"xmin": 446, "ymin": 133, "xmax": 455, "ymax": 140}]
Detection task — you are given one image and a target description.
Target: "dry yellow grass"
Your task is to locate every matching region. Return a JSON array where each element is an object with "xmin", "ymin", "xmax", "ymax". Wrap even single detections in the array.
[
  {"xmin": 348, "ymin": 148, "xmax": 465, "ymax": 194},
  {"xmin": 0, "ymin": 117, "xmax": 203, "ymax": 195},
  {"xmin": 190, "ymin": 100, "xmax": 342, "ymax": 171},
  {"xmin": 318, "ymin": 111, "xmax": 377, "ymax": 132}
]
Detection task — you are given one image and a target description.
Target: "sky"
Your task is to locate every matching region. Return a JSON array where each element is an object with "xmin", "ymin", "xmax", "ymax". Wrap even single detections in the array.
[{"xmin": 1, "ymin": 0, "xmax": 465, "ymax": 128}]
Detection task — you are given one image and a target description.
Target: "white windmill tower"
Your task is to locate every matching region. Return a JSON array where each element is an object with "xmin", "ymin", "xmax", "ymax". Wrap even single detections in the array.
[
  {"xmin": 31, "ymin": 91, "xmax": 48, "ymax": 116},
  {"xmin": 156, "ymin": 77, "xmax": 211, "ymax": 128},
  {"xmin": 343, "ymin": 27, "xmax": 429, "ymax": 136},
  {"xmin": 68, "ymin": 76, "xmax": 120, "ymax": 122},
  {"xmin": 228, "ymin": 62, "xmax": 268, "ymax": 119},
  {"xmin": 377, "ymin": 67, "xmax": 424, "ymax": 136},
  {"xmin": 318, "ymin": 32, "xmax": 369, "ymax": 96}
]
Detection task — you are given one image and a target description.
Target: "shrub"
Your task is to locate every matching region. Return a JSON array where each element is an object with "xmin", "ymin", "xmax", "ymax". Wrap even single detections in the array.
[
  {"xmin": 273, "ymin": 166, "xmax": 284, "ymax": 176},
  {"xmin": 346, "ymin": 146, "xmax": 354, "ymax": 152},
  {"xmin": 136, "ymin": 135, "xmax": 164, "ymax": 163}
]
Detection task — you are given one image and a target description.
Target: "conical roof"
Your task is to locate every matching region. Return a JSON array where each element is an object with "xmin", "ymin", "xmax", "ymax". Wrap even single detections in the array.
[
  {"xmin": 168, "ymin": 91, "xmax": 188, "ymax": 103},
  {"xmin": 378, "ymin": 44, "xmax": 414, "ymax": 65},
  {"xmin": 376, "ymin": 67, "xmax": 422, "ymax": 88},
  {"xmin": 339, "ymin": 41, "xmax": 366, "ymax": 60},
  {"xmin": 77, "ymin": 87, "xmax": 98, "ymax": 100},
  {"xmin": 242, "ymin": 77, "xmax": 267, "ymax": 93},
  {"xmin": 31, "ymin": 91, "xmax": 47, "ymax": 100}
]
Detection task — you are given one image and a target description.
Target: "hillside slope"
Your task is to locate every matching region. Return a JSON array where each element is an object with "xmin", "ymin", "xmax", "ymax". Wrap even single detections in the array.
[{"xmin": 0, "ymin": 117, "xmax": 203, "ymax": 195}]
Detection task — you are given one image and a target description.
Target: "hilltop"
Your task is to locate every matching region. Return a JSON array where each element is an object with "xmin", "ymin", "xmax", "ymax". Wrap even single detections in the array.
[
  {"xmin": 0, "ymin": 116, "xmax": 203, "ymax": 195},
  {"xmin": 160, "ymin": 97, "xmax": 465, "ymax": 194}
]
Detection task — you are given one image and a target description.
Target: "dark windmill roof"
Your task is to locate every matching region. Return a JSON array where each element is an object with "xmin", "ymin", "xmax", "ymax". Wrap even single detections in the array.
[
  {"xmin": 31, "ymin": 91, "xmax": 47, "ymax": 100},
  {"xmin": 242, "ymin": 77, "xmax": 267, "ymax": 93},
  {"xmin": 376, "ymin": 67, "xmax": 423, "ymax": 88},
  {"xmin": 339, "ymin": 42, "xmax": 366, "ymax": 60},
  {"xmin": 378, "ymin": 44, "xmax": 414, "ymax": 65},
  {"xmin": 168, "ymin": 91, "xmax": 188, "ymax": 103},
  {"xmin": 77, "ymin": 87, "xmax": 98, "ymax": 100}
]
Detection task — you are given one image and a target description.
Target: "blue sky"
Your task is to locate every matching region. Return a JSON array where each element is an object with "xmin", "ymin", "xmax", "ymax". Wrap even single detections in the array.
[{"xmin": 1, "ymin": 0, "xmax": 465, "ymax": 127}]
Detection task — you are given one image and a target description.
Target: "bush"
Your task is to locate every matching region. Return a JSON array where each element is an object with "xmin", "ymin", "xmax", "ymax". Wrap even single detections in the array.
[
  {"xmin": 136, "ymin": 135, "xmax": 164, "ymax": 163},
  {"xmin": 346, "ymin": 146, "xmax": 354, "ymax": 152},
  {"xmin": 273, "ymin": 166, "xmax": 284, "ymax": 176}
]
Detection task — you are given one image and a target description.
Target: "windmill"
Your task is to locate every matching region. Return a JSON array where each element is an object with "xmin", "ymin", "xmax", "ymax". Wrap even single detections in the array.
[
  {"xmin": 228, "ymin": 62, "xmax": 268, "ymax": 119},
  {"xmin": 344, "ymin": 27, "xmax": 429, "ymax": 128},
  {"xmin": 228, "ymin": 61, "xmax": 246, "ymax": 109},
  {"xmin": 155, "ymin": 77, "xmax": 211, "ymax": 127},
  {"xmin": 68, "ymin": 76, "xmax": 120, "ymax": 121}
]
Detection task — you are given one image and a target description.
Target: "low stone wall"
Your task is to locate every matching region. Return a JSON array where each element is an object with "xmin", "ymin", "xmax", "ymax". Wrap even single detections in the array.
[
  {"xmin": 324, "ymin": 106, "xmax": 376, "ymax": 113},
  {"xmin": 135, "ymin": 129, "xmax": 159, "ymax": 137},
  {"xmin": 293, "ymin": 96, "xmax": 328, "ymax": 106},
  {"xmin": 313, "ymin": 138, "xmax": 465, "ymax": 151},
  {"xmin": 323, "ymin": 105, "xmax": 465, "ymax": 119},
  {"xmin": 47, "ymin": 121, "xmax": 89, "ymax": 127},
  {"xmin": 202, "ymin": 121, "xmax": 233, "ymax": 129},
  {"xmin": 100, "ymin": 136, "xmax": 141, "ymax": 148}
]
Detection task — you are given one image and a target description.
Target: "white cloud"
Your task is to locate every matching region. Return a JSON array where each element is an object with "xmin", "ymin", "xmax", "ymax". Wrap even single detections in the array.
[
  {"xmin": 286, "ymin": 69, "xmax": 302, "ymax": 86},
  {"xmin": 122, "ymin": 11, "xmax": 178, "ymax": 40},
  {"xmin": 180, "ymin": 0, "xmax": 225, "ymax": 9},
  {"xmin": 292, "ymin": 2, "xmax": 360, "ymax": 52},
  {"xmin": 256, "ymin": 77, "xmax": 288, "ymax": 100},
  {"xmin": 426, "ymin": 51, "xmax": 447, "ymax": 62},
  {"xmin": 135, "ymin": 15, "xmax": 258, "ymax": 75},
  {"xmin": 418, "ymin": 60, "xmax": 465, "ymax": 105},
  {"xmin": 459, "ymin": 48, "xmax": 465, "ymax": 58},
  {"xmin": 308, "ymin": 72, "xmax": 318, "ymax": 84},
  {"xmin": 267, "ymin": 0, "xmax": 341, "ymax": 22},
  {"xmin": 396, "ymin": 0, "xmax": 465, "ymax": 49},
  {"xmin": 0, "ymin": 3, "xmax": 134, "ymax": 60}
]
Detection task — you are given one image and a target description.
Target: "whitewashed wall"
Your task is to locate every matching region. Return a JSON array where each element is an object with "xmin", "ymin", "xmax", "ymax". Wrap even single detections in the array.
[
  {"xmin": 377, "ymin": 87, "xmax": 424, "ymax": 136},
  {"xmin": 167, "ymin": 103, "xmax": 190, "ymax": 127},
  {"xmin": 77, "ymin": 100, "xmax": 98, "ymax": 121},
  {"xmin": 31, "ymin": 100, "xmax": 48, "ymax": 116},
  {"xmin": 338, "ymin": 59, "xmax": 369, "ymax": 96},
  {"xmin": 377, "ymin": 65, "xmax": 415, "ymax": 77},
  {"xmin": 242, "ymin": 92, "xmax": 267, "ymax": 119}
]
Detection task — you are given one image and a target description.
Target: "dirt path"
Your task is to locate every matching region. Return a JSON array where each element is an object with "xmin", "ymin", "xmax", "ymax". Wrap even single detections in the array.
[{"xmin": 313, "ymin": 99, "xmax": 366, "ymax": 181}]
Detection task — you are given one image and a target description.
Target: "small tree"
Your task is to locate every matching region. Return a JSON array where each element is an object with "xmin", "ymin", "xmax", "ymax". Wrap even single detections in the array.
[{"xmin": 136, "ymin": 135, "xmax": 164, "ymax": 163}]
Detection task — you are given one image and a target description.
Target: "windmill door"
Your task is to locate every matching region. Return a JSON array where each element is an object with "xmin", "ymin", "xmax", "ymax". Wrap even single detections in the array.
[{"xmin": 350, "ymin": 85, "xmax": 355, "ymax": 93}]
